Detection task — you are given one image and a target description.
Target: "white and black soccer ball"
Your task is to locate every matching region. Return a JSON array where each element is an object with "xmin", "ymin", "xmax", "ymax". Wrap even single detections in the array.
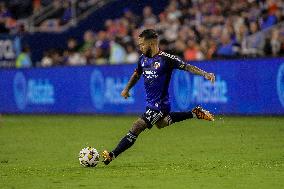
[{"xmin": 78, "ymin": 147, "xmax": 100, "ymax": 167}]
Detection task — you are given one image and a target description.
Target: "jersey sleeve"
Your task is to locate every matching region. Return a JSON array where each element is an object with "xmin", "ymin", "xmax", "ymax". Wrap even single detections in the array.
[
  {"xmin": 134, "ymin": 56, "xmax": 143, "ymax": 75},
  {"xmin": 170, "ymin": 56, "xmax": 187, "ymax": 70}
]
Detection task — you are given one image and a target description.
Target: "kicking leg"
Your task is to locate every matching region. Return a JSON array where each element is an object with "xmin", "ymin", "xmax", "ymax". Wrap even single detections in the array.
[
  {"xmin": 156, "ymin": 105, "xmax": 214, "ymax": 129},
  {"xmin": 192, "ymin": 105, "xmax": 214, "ymax": 121},
  {"xmin": 156, "ymin": 112, "xmax": 194, "ymax": 129},
  {"xmin": 102, "ymin": 118, "xmax": 147, "ymax": 165}
]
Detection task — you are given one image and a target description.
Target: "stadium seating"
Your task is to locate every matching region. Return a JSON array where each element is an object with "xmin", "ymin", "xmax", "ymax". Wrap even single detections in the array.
[
  {"xmin": 39, "ymin": 0, "xmax": 284, "ymax": 66},
  {"xmin": 1, "ymin": 0, "xmax": 284, "ymax": 67}
]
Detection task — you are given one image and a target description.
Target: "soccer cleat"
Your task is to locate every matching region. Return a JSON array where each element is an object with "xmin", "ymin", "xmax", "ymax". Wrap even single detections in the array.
[
  {"xmin": 192, "ymin": 105, "xmax": 214, "ymax": 121},
  {"xmin": 101, "ymin": 150, "xmax": 113, "ymax": 165}
]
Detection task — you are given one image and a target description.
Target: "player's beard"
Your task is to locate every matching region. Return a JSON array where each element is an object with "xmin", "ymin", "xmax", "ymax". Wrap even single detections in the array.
[{"xmin": 144, "ymin": 48, "xmax": 152, "ymax": 57}]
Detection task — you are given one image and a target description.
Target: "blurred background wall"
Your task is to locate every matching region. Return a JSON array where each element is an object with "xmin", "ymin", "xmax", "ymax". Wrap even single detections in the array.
[{"xmin": 0, "ymin": 0, "xmax": 284, "ymax": 115}]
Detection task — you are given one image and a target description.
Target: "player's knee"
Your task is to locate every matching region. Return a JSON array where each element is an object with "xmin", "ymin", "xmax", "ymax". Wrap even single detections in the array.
[
  {"xmin": 156, "ymin": 120, "xmax": 168, "ymax": 129},
  {"xmin": 130, "ymin": 118, "xmax": 147, "ymax": 135},
  {"xmin": 156, "ymin": 123, "xmax": 163, "ymax": 129}
]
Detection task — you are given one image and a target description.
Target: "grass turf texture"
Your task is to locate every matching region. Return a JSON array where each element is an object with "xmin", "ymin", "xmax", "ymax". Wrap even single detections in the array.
[{"xmin": 0, "ymin": 115, "xmax": 284, "ymax": 189}]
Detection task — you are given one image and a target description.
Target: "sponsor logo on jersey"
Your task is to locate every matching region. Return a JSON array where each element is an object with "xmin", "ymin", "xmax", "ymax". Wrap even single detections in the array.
[
  {"xmin": 143, "ymin": 70, "xmax": 158, "ymax": 79},
  {"xmin": 153, "ymin": 62, "xmax": 160, "ymax": 69}
]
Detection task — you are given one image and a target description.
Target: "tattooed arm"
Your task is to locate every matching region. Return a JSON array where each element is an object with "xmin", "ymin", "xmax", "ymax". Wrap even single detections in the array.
[
  {"xmin": 185, "ymin": 64, "xmax": 215, "ymax": 83},
  {"xmin": 164, "ymin": 52, "xmax": 216, "ymax": 84},
  {"xmin": 121, "ymin": 71, "xmax": 141, "ymax": 99}
]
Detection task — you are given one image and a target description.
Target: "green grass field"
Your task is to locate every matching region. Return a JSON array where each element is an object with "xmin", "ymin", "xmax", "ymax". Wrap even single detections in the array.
[{"xmin": 0, "ymin": 115, "xmax": 284, "ymax": 189}]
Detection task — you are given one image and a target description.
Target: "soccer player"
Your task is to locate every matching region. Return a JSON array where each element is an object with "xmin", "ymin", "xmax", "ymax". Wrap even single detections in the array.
[{"xmin": 102, "ymin": 29, "xmax": 215, "ymax": 165}]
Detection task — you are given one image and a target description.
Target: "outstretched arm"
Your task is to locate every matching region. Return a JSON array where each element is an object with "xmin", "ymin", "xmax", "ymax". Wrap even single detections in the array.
[
  {"xmin": 121, "ymin": 71, "xmax": 141, "ymax": 99},
  {"xmin": 185, "ymin": 64, "xmax": 215, "ymax": 83}
]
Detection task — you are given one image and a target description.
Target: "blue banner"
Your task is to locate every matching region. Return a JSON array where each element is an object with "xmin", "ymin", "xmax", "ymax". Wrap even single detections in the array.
[
  {"xmin": 0, "ymin": 58, "xmax": 284, "ymax": 115},
  {"xmin": 0, "ymin": 35, "xmax": 21, "ymax": 68}
]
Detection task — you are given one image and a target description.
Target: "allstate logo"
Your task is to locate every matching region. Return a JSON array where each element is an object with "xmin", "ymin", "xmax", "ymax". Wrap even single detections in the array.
[
  {"xmin": 13, "ymin": 72, "xmax": 27, "ymax": 110},
  {"xmin": 173, "ymin": 71, "xmax": 191, "ymax": 110},
  {"xmin": 90, "ymin": 69, "xmax": 105, "ymax": 110},
  {"xmin": 277, "ymin": 63, "xmax": 284, "ymax": 107}
]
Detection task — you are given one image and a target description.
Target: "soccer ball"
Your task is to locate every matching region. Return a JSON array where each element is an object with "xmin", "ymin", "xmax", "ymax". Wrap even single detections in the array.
[{"xmin": 78, "ymin": 147, "xmax": 100, "ymax": 167}]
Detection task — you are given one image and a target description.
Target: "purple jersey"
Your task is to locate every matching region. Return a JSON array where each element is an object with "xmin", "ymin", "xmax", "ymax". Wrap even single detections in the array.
[{"xmin": 136, "ymin": 51, "xmax": 187, "ymax": 112}]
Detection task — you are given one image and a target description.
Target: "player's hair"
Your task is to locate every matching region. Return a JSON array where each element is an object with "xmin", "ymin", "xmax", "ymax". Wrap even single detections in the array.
[{"xmin": 139, "ymin": 29, "xmax": 158, "ymax": 40}]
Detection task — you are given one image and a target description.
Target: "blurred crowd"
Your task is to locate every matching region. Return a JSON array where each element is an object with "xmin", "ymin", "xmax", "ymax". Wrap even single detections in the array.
[
  {"xmin": 0, "ymin": 0, "xmax": 51, "ymax": 33},
  {"xmin": 39, "ymin": 0, "xmax": 284, "ymax": 67},
  {"xmin": 38, "ymin": 0, "xmax": 101, "ymax": 32},
  {"xmin": 3, "ymin": 0, "xmax": 284, "ymax": 66},
  {"xmin": 0, "ymin": 0, "xmax": 98, "ymax": 34}
]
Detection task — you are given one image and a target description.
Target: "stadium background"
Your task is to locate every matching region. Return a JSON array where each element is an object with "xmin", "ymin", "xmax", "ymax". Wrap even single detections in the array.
[{"xmin": 0, "ymin": 0, "xmax": 284, "ymax": 189}]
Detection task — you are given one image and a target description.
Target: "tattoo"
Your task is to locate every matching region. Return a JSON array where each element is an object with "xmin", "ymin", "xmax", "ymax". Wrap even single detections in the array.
[
  {"xmin": 185, "ymin": 64, "xmax": 206, "ymax": 76},
  {"xmin": 125, "ymin": 71, "xmax": 141, "ymax": 91}
]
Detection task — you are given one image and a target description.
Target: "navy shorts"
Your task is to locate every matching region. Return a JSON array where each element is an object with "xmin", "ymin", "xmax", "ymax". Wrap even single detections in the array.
[{"xmin": 141, "ymin": 107, "xmax": 169, "ymax": 129}]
